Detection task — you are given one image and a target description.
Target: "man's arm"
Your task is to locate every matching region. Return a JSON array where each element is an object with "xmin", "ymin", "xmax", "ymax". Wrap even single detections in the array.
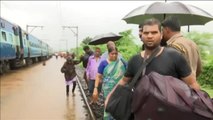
[
  {"xmin": 61, "ymin": 63, "xmax": 66, "ymax": 73},
  {"xmin": 181, "ymin": 73, "xmax": 200, "ymax": 90},
  {"xmin": 196, "ymin": 50, "xmax": 202, "ymax": 77},
  {"xmin": 173, "ymin": 47, "xmax": 200, "ymax": 90},
  {"xmin": 73, "ymin": 55, "xmax": 84, "ymax": 65},
  {"xmin": 105, "ymin": 76, "xmax": 132, "ymax": 107},
  {"xmin": 118, "ymin": 76, "xmax": 131, "ymax": 86},
  {"xmin": 93, "ymin": 73, "xmax": 103, "ymax": 102}
]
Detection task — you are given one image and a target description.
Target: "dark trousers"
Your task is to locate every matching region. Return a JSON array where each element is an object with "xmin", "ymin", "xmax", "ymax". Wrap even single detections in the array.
[
  {"xmin": 88, "ymin": 80, "xmax": 102, "ymax": 96},
  {"xmin": 66, "ymin": 81, "xmax": 76, "ymax": 96}
]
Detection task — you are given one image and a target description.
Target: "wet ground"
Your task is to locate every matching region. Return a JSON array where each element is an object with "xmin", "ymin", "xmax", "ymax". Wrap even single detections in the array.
[{"xmin": 0, "ymin": 57, "xmax": 91, "ymax": 120}]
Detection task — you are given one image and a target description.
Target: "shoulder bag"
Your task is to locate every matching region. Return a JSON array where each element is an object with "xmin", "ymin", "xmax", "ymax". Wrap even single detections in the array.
[{"xmin": 105, "ymin": 47, "xmax": 161, "ymax": 120}]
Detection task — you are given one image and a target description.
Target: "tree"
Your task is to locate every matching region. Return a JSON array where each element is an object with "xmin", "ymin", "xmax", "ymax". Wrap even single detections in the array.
[
  {"xmin": 184, "ymin": 31, "xmax": 213, "ymax": 63},
  {"xmin": 184, "ymin": 31, "xmax": 213, "ymax": 88},
  {"xmin": 81, "ymin": 36, "xmax": 92, "ymax": 45},
  {"xmin": 115, "ymin": 29, "xmax": 141, "ymax": 60}
]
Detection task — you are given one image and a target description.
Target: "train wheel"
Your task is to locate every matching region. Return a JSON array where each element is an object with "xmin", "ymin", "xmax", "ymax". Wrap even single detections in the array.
[
  {"xmin": 1, "ymin": 61, "xmax": 10, "ymax": 73},
  {"xmin": 26, "ymin": 58, "xmax": 32, "ymax": 66}
]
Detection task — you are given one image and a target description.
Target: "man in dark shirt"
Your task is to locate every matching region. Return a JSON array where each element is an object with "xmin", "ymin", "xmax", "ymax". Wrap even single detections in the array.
[
  {"xmin": 125, "ymin": 47, "xmax": 191, "ymax": 79},
  {"xmin": 80, "ymin": 46, "xmax": 94, "ymax": 68},
  {"xmin": 106, "ymin": 18, "xmax": 200, "ymax": 106},
  {"xmin": 79, "ymin": 46, "xmax": 94, "ymax": 86}
]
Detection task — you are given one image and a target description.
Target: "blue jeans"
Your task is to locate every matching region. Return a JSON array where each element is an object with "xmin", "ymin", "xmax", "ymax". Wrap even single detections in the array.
[{"xmin": 88, "ymin": 80, "xmax": 102, "ymax": 95}]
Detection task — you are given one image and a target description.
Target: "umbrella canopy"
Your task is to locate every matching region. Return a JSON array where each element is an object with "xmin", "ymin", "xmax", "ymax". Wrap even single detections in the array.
[
  {"xmin": 123, "ymin": 2, "xmax": 213, "ymax": 26},
  {"xmin": 89, "ymin": 32, "xmax": 122, "ymax": 45}
]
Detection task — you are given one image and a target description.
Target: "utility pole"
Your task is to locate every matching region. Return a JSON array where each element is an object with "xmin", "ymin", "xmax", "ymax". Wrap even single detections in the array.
[
  {"xmin": 26, "ymin": 25, "xmax": 44, "ymax": 34},
  {"xmin": 62, "ymin": 26, "xmax": 78, "ymax": 56}
]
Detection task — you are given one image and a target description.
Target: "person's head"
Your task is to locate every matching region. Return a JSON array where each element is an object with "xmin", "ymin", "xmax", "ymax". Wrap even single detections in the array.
[
  {"xmin": 94, "ymin": 47, "xmax": 101, "ymax": 57},
  {"xmin": 106, "ymin": 41, "xmax": 115, "ymax": 50},
  {"xmin": 139, "ymin": 24, "xmax": 145, "ymax": 50},
  {"xmin": 71, "ymin": 53, "xmax": 76, "ymax": 59},
  {"xmin": 83, "ymin": 46, "xmax": 90, "ymax": 53},
  {"xmin": 66, "ymin": 56, "xmax": 73, "ymax": 64},
  {"xmin": 141, "ymin": 18, "xmax": 162, "ymax": 50},
  {"xmin": 139, "ymin": 24, "xmax": 143, "ymax": 41},
  {"xmin": 108, "ymin": 47, "xmax": 118, "ymax": 61},
  {"xmin": 161, "ymin": 16, "xmax": 181, "ymax": 41}
]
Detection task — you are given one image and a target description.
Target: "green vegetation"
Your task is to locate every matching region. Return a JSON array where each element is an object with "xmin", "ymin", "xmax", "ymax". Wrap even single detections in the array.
[
  {"xmin": 202, "ymin": 87, "xmax": 213, "ymax": 97},
  {"xmin": 185, "ymin": 32, "xmax": 213, "ymax": 97},
  {"xmin": 184, "ymin": 31, "xmax": 213, "ymax": 63},
  {"xmin": 73, "ymin": 29, "xmax": 141, "ymax": 60},
  {"xmin": 114, "ymin": 30, "xmax": 141, "ymax": 60}
]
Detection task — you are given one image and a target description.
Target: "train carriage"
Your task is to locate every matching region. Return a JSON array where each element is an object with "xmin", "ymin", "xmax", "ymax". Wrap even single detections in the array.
[
  {"xmin": 0, "ymin": 17, "xmax": 18, "ymax": 73},
  {"xmin": 0, "ymin": 17, "xmax": 53, "ymax": 74}
]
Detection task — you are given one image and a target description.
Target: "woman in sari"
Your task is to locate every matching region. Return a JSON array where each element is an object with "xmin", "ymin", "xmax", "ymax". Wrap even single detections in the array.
[{"xmin": 93, "ymin": 47, "xmax": 126, "ymax": 120}]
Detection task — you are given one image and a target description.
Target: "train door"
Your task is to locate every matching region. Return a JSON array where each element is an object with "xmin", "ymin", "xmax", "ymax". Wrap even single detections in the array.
[
  {"xmin": 23, "ymin": 31, "xmax": 32, "ymax": 65},
  {"xmin": 12, "ymin": 26, "xmax": 21, "ymax": 59},
  {"xmin": 8, "ymin": 26, "xmax": 25, "ymax": 68},
  {"xmin": 18, "ymin": 26, "xmax": 24, "ymax": 59},
  {"xmin": 26, "ymin": 34, "xmax": 30, "ymax": 58},
  {"xmin": 22, "ymin": 31, "xmax": 28, "ymax": 58}
]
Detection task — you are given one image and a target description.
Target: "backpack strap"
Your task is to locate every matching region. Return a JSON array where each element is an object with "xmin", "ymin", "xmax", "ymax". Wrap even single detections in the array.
[{"xmin": 129, "ymin": 47, "xmax": 161, "ymax": 89}]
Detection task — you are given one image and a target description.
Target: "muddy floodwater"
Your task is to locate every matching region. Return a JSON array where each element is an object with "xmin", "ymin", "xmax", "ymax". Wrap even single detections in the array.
[{"xmin": 0, "ymin": 57, "xmax": 91, "ymax": 120}]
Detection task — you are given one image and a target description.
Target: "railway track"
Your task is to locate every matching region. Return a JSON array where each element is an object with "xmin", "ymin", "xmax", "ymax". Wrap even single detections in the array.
[{"xmin": 76, "ymin": 67, "xmax": 104, "ymax": 120}]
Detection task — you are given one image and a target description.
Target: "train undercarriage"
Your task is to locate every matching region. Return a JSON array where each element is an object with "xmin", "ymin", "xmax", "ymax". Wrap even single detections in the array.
[{"xmin": 0, "ymin": 56, "xmax": 50, "ymax": 74}]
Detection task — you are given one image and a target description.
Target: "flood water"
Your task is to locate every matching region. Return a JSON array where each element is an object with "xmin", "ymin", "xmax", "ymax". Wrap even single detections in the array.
[{"xmin": 0, "ymin": 57, "xmax": 91, "ymax": 120}]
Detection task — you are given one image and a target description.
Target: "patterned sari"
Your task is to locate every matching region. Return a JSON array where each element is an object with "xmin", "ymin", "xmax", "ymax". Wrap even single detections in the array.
[{"xmin": 102, "ymin": 59, "xmax": 126, "ymax": 120}]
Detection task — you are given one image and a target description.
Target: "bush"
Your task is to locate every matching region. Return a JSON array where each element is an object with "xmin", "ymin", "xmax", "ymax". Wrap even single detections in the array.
[{"xmin": 198, "ymin": 62, "xmax": 213, "ymax": 88}]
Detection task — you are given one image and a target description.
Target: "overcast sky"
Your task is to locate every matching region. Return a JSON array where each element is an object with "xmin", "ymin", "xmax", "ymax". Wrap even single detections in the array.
[{"xmin": 1, "ymin": 1, "xmax": 213, "ymax": 51}]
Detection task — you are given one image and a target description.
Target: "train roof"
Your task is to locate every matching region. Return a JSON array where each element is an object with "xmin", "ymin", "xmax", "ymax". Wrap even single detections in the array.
[
  {"xmin": 0, "ymin": 17, "xmax": 19, "ymax": 27},
  {"xmin": 1, "ymin": 17, "xmax": 52, "ymax": 49}
]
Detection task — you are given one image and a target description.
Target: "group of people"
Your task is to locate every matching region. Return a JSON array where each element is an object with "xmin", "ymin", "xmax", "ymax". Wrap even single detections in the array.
[{"xmin": 61, "ymin": 16, "xmax": 202, "ymax": 120}]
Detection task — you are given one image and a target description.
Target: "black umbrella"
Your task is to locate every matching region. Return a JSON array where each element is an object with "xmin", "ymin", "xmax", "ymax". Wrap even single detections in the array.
[
  {"xmin": 123, "ymin": 2, "xmax": 213, "ymax": 26},
  {"xmin": 89, "ymin": 32, "xmax": 122, "ymax": 45}
]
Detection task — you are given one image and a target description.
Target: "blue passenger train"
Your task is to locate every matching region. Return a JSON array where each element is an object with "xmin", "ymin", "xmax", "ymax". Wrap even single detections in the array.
[{"xmin": 0, "ymin": 17, "xmax": 53, "ymax": 74}]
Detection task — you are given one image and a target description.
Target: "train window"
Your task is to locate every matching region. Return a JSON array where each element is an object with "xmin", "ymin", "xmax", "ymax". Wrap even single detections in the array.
[
  {"xmin": 1, "ymin": 31, "xmax": 7, "ymax": 41},
  {"xmin": 1, "ymin": 22, "xmax": 5, "ymax": 28},
  {"xmin": 12, "ymin": 26, "xmax": 19, "ymax": 35}
]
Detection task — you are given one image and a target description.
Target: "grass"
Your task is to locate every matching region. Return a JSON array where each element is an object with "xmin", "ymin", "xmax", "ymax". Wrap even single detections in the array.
[{"xmin": 202, "ymin": 86, "xmax": 213, "ymax": 98}]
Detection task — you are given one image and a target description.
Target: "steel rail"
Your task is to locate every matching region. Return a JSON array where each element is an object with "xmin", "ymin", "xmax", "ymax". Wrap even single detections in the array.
[{"xmin": 76, "ymin": 75, "xmax": 96, "ymax": 120}]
